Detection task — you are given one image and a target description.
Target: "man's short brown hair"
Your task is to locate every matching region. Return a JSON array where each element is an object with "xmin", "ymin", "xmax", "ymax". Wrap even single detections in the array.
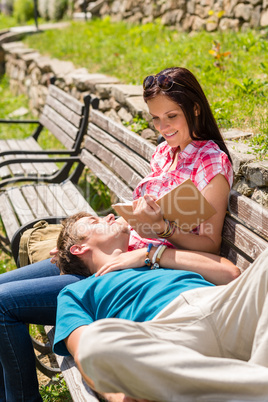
[{"xmin": 57, "ymin": 212, "xmax": 94, "ymax": 277}]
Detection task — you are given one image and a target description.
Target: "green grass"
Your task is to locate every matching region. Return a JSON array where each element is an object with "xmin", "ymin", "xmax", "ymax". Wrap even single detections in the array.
[
  {"xmin": 0, "ymin": 14, "xmax": 46, "ymax": 30},
  {"xmin": 0, "ymin": 14, "xmax": 17, "ymax": 29},
  {"xmin": 40, "ymin": 374, "xmax": 72, "ymax": 401},
  {"xmin": 0, "ymin": 75, "xmax": 69, "ymax": 151},
  {"xmin": 21, "ymin": 18, "xmax": 268, "ymax": 138},
  {"xmin": 0, "ymin": 75, "xmax": 37, "ymax": 137}
]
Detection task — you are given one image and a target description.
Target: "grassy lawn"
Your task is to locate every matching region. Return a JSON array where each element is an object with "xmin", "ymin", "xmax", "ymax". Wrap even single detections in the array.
[
  {"xmin": 0, "ymin": 14, "xmax": 17, "ymax": 29},
  {"xmin": 22, "ymin": 18, "xmax": 268, "ymax": 139},
  {"xmin": 1, "ymin": 14, "xmax": 267, "ymax": 150},
  {"xmin": 0, "ymin": 14, "xmax": 45, "ymax": 30}
]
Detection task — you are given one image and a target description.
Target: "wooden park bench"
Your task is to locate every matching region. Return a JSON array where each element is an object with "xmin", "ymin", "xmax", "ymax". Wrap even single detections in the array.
[
  {"xmin": 0, "ymin": 83, "xmax": 95, "ymax": 188},
  {"xmin": 0, "ymin": 109, "xmax": 267, "ymax": 401}
]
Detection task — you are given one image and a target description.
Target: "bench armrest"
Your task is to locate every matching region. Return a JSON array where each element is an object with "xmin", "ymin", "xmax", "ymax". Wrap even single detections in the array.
[
  {"xmin": 0, "ymin": 149, "xmax": 77, "ymax": 157},
  {"xmin": 0, "ymin": 119, "xmax": 40, "ymax": 124},
  {"xmin": 0, "ymin": 156, "xmax": 80, "ymax": 168}
]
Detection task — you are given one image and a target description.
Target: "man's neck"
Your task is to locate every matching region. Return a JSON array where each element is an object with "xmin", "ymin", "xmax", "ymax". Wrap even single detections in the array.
[{"xmin": 88, "ymin": 248, "xmax": 127, "ymax": 275}]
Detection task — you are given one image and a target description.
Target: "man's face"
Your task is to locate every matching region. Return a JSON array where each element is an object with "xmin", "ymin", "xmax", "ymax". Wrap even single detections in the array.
[{"xmin": 73, "ymin": 214, "xmax": 130, "ymax": 251}]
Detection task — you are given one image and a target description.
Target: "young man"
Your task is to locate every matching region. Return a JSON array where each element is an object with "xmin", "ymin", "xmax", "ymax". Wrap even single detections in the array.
[{"xmin": 53, "ymin": 213, "xmax": 268, "ymax": 401}]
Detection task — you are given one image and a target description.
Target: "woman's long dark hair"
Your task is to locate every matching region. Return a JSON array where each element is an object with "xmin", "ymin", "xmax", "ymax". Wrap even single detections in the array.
[{"xmin": 143, "ymin": 67, "xmax": 232, "ymax": 162}]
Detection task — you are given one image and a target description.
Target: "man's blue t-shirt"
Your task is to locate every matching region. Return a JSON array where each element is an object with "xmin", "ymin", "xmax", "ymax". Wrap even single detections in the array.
[{"xmin": 54, "ymin": 267, "xmax": 214, "ymax": 356}]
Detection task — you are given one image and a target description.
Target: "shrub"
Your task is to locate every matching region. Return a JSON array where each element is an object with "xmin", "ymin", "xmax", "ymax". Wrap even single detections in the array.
[
  {"xmin": 13, "ymin": 0, "xmax": 34, "ymax": 23},
  {"xmin": 38, "ymin": 0, "xmax": 49, "ymax": 20},
  {"xmin": 48, "ymin": 0, "xmax": 68, "ymax": 21},
  {"xmin": 0, "ymin": 0, "xmax": 15, "ymax": 15}
]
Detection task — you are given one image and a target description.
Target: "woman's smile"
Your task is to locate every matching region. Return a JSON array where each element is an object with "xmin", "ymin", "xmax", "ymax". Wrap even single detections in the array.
[
  {"xmin": 163, "ymin": 130, "xmax": 178, "ymax": 138},
  {"xmin": 147, "ymin": 94, "xmax": 192, "ymax": 150}
]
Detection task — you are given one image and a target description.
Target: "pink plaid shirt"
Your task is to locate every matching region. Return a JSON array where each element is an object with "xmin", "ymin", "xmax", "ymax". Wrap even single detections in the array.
[{"xmin": 128, "ymin": 140, "xmax": 233, "ymax": 251}]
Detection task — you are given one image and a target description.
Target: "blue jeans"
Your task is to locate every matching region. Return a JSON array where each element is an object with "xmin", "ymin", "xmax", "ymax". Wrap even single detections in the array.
[{"xmin": 0, "ymin": 259, "xmax": 85, "ymax": 402}]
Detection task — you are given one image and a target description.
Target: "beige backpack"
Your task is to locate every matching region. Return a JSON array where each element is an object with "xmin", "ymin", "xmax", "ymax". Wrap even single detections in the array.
[{"xmin": 19, "ymin": 220, "xmax": 63, "ymax": 267}]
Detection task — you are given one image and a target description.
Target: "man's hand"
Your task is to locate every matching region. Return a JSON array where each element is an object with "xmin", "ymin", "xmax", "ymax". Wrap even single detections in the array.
[{"xmin": 49, "ymin": 247, "xmax": 59, "ymax": 265}]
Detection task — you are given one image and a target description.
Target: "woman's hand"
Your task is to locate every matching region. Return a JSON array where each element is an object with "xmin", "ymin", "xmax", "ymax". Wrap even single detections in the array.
[
  {"xmin": 95, "ymin": 248, "xmax": 146, "ymax": 277},
  {"xmin": 50, "ymin": 247, "xmax": 59, "ymax": 265},
  {"xmin": 132, "ymin": 195, "xmax": 166, "ymax": 237}
]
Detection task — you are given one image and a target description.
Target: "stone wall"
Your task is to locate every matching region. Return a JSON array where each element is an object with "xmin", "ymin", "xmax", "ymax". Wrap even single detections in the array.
[
  {"xmin": 83, "ymin": 0, "xmax": 268, "ymax": 31},
  {"xmin": 1, "ymin": 41, "xmax": 267, "ymax": 206}
]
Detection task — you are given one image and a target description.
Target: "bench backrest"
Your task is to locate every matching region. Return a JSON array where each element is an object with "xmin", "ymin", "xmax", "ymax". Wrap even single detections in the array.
[
  {"xmin": 221, "ymin": 190, "xmax": 268, "ymax": 270},
  {"xmin": 81, "ymin": 109, "xmax": 155, "ymax": 201},
  {"xmin": 39, "ymin": 85, "xmax": 90, "ymax": 153},
  {"xmin": 81, "ymin": 110, "xmax": 268, "ymax": 270}
]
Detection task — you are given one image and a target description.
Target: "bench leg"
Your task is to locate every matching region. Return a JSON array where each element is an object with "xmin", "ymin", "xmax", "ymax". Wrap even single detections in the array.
[
  {"xmin": 28, "ymin": 325, "xmax": 61, "ymax": 379},
  {"xmin": 35, "ymin": 355, "xmax": 61, "ymax": 379},
  {"xmin": 0, "ymin": 234, "xmax": 11, "ymax": 255}
]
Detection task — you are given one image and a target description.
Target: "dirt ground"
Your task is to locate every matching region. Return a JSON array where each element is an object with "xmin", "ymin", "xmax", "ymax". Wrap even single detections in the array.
[
  {"xmin": 35, "ymin": 349, "xmax": 60, "ymax": 388},
  {"xmin": 36, "ymin": 352, "xmax": 58, "ymax": 387}
]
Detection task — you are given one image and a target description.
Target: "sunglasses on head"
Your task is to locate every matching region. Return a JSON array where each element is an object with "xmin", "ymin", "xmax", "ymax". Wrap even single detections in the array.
[{"xmin": 143, "ymin": 74, "xmax": 186, "ymax": 91}]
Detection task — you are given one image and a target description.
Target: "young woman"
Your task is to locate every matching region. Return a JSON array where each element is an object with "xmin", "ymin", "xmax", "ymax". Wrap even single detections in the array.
[
  {"xmin": 0, "ymin": 67, "xmax": 234, "ymax": 401},
  {"xmin": 129, "ymin": 67, "xmax": 233, "ymax": 254}
]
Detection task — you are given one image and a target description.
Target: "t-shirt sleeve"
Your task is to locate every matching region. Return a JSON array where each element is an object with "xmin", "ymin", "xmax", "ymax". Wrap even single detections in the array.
[
  {"xmin": 53, "ymin": 287, "xmax": 94, "ymax": 356},
  {"xmin": 194, "ymin": 150, "xmax": 233, "ymax": 191}
]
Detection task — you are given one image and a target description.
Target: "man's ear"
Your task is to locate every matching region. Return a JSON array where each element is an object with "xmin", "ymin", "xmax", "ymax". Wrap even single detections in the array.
[{"xmin": 70, "ymin": 244, "xmax": 90, "ymax": 256}]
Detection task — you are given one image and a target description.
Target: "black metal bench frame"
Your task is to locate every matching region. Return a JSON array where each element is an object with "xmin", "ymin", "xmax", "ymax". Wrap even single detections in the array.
[{"xmin": 0, "ymin": 83, "xmax": 98, "ymax": 188}]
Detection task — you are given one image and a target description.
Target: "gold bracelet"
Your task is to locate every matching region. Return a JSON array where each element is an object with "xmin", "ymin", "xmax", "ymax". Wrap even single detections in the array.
[{"xmin": 156, "ymin": 219, "xmax": 176, "ymax": 239}]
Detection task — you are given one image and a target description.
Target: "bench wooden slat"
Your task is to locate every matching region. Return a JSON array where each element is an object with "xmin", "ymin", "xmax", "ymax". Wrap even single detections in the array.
[
  {"xmin": 0, "ymin": 180, "xmax": 97, "ymax": 245},
  {"xmin": 41, "ymin": 105, "xmax": 79, "ymax": 142},
  {"xmin": 0, "ymin": 141, "xmax": 24, "ymax": 176},
  {"xmin": 87, "ymin": 123, "xmax": 151, "ymax": 178},
  {"xmin": 228, "ymin": 189, "xmax": 268, "ymax": 240},
  {"xmin": 84, "ymin": 136, "xmax": 142, "ymax": 190},
  {"xmin": 80, "ymin": 149, "xmax": 133, "ymax": 202},
  {"xmin": 34, "ymin": 184, "xmax": 68, "ymax": 217},
  {"xmin": 39, "ymin": 114, "xmax": 75, "ymax": 150},
  {"xmin": 0, "ymin": 156, "xmax": 12, "ymax": 179},
  {"xmin": 7, "ymin": 139, "xmax": 39, "ymax": 176},
  {"xmin": 48, "ymin": 183, "xmax": 95, "ymax": 217},
  {"xmin": 22, "ymin": 136, "xmax": 42, "ymax": 151},
  {"xmin": 0, "ymin": 140, "xmax": 12, "ymax": 178},
  {"xmin": 60, "ymin": 181, "xmax": 97, "ymax": 216},
  {"xmin": 222, "ymin": 214, "xmax": 267, "ymax": 261},
  {"xmin": 49, "ymin": 85, "xmax": 84, "ymax": 115},
  {"xmin": 90, "ymin": 109, "xmax": 155, "ymax": 163},
  {"xmin": 6, "ymin": 187, "xmax": 36, "ymax": 224},
  {"xmin": 23, "ymin": 137, "xmax": 59, "ymax": 176},
  {"xmin": 48, "ymin": 184, "xmax": 79, "ymax": 216},
  {"xmin": 0, "ymin": 192, "xmax": 20, "ymax": 240},
  {"xmin": 46, "ymin": 96, "xmax": 82, "ymax": 129},
  {"xmin": 21, "ymin": 186, "xmax": 50, "ymax": 218},
  {"xmin": 220, "ymin": 241, "xmax": 251, "ymax": 271},
  {"xmin": 1, "ymin": 137, "xmax": 59, "ymax": 177}
]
